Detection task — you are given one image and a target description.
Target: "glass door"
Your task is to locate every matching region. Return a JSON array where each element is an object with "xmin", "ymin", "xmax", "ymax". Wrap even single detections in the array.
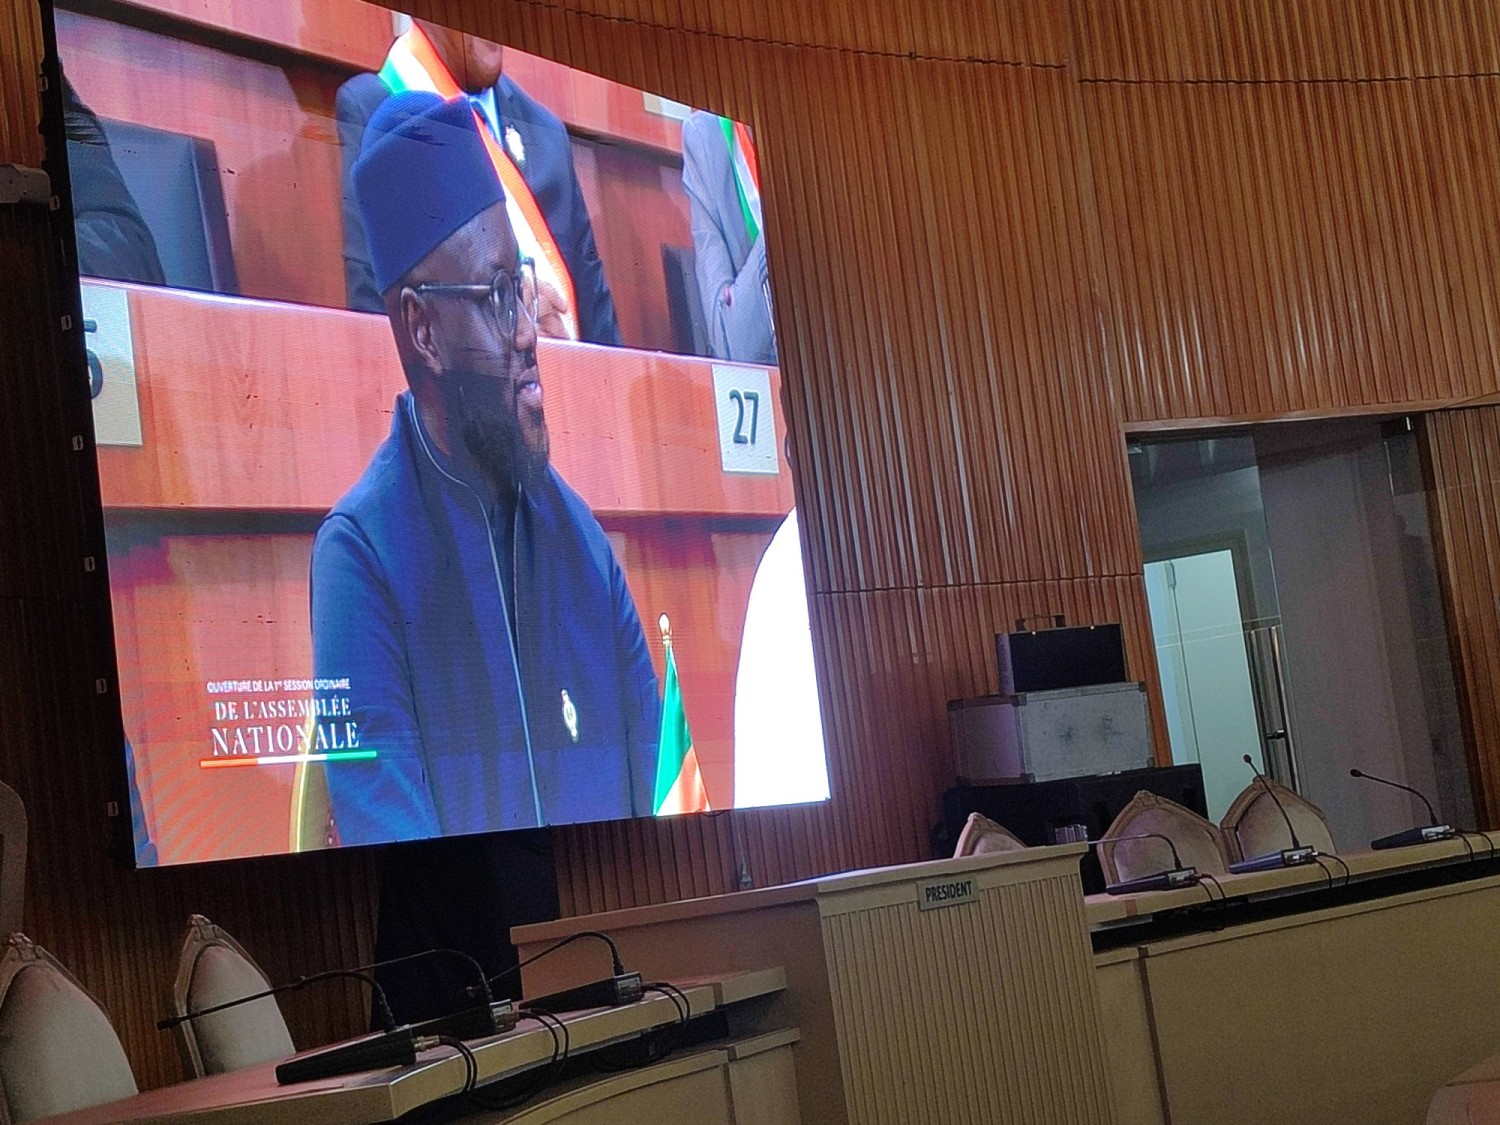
[
  {"xmin": 1131, "ymin": 419, "xmax": 1475, "ymax": 848},
  {"xmin": 1145, "ymin": 550, "xmax": 1266, "ymax": 820}
]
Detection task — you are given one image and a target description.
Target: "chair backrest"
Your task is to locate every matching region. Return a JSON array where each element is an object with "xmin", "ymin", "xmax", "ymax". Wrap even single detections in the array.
[
  {"xmin": 1098, "ymin": 790, "xmax": 1230, "ymax": 883},
  {"xmin": 1220, "ymin": 779, "xmax": 1337, "ymax": 861},
  {"xmin": 97, "ymin": 117, "xmax": 239, "ymax": 294},
  {"xmin": 661, "ymin": 244, "xmax": 710, "ymax": 357},
  {"xmin": 171, "ymin": 915, "xmax": 294, "ymax": 1078},
  {"xmin": 0, "ymin": 934, "xmax": 137, "ymax": 1124},
  {"xmin": 952, "ymin": 812, "xmax": 1028, "ymax": 858},
  {"xmin": 0, "ymin": 784, "xmax": 26, "ymax": 938}
]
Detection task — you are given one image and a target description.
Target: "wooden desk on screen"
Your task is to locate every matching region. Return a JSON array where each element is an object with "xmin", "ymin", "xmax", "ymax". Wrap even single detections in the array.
[
  {"xmin": 93, "ymin": 280, "xmax": 793, "ymax": 861},
  {"xmin": 512, "ymin": 846, "xmax": 1118, "ymax": 1125},
  {"xmin": 34, "ymin": 970, "xmax": 797, "ymax": 1124},
  {"xmin": 60, "ymin": 0, "xmax": 695, "ymax": 348},
  {"xmin": 1090, "ymin": 834, "xmax": 1500, "ymax": 1125}
]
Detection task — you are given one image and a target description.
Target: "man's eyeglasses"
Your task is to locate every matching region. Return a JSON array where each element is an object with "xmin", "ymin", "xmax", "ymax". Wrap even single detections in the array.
[{"xmin": 412, "ymin": 258, "xmax": 539, "ymax": 343}]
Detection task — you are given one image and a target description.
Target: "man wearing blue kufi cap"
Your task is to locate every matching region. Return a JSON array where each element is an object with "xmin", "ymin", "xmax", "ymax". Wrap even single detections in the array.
[
  {"xmin": 310, "ymin": 92, "xmax": 661, "ymax": 845},
  {"xmin": 336, "ymin": 19, "xmax": 621, "ymax": 348}
]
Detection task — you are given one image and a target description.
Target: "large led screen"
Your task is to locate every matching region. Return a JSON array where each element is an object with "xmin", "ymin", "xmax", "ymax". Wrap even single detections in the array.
[{"xmin": 57, "ymin": 2, "xmax": 830, "ymax": 865}]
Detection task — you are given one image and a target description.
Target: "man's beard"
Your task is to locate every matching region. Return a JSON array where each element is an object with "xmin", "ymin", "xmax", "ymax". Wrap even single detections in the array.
[{"xmin": 444, "ymin": 364, "xmax": 549, "ymax": 492}]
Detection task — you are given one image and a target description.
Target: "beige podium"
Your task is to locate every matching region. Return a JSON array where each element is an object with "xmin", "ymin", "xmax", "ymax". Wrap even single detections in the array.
[{"xmin": 514, "ymin": 845, "xmax": 1116, "ymax": 1125}]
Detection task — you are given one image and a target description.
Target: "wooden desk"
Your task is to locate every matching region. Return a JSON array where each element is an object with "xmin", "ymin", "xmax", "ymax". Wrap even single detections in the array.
[
  {"xmin": 99, "ymin": 0, "xmax": 689, "ymax": 155},
  {"xmin": 94, "ymin": 282, "xmax": 792, "ymax": 518},
  {"xmin": 1090, "ymin": 835, "xmax": 1500, "ymax": 1125},
  {"xmin": 61, "ymin": 2, "xmax": 695, "ymax": 335},
  {"xmin": 34, "ymin": 970, "xmax": 793, "ymax": 1124},
  {"xmin": 1086, "ymin": 832, "xmax": 1500, "ymax": 930},
  {"xmin": 514, "ymin": 847, "xmax": 1117, "ymax": 1125}
]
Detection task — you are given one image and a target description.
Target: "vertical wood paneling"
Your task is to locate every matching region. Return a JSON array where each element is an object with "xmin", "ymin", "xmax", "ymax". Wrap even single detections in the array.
[
  {"xmin": 10, "ymin": 0, "xmax": 1500, "ymax": 1093},
  {"xmin": 455, "ymin": 0, "xmax": 1071, "ymax": 64},
  {"xmin": 1075, "ymin": 0, "xmax": 1500, "ymax": 82},
  {"xmin": 1084, "ymin": 74, "xmax": 1500, "ymax": 424},
  {"xmin": 1425, "ymin": 408, "xmax": 1500, "ymax": 829},
  {"xmin": 0, "ymin": 0, "xmax": 40, "ymax": 165}
]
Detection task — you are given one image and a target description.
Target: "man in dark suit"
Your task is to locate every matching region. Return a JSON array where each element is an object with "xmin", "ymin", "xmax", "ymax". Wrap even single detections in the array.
[
  {"xmin": 336, "ymin": 21, "xmax": 621, "ymax": 347},
  {"xmin": 62, "ymin": 74, "xmax": 164, "ymax": 287},
  {"xmin": 681, "ymin": 109, "xmax": 777, "ymax": 365}
]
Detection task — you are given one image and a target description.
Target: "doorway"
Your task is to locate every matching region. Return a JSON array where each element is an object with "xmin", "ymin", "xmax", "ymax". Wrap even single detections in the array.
[
  {"xmin": 1129, "ymin": 417, "xmax": 1474, "ymax": 846},
  {"xmin": 1145, "ymin": 550, "xmax": 1263, "ymax": 820}
]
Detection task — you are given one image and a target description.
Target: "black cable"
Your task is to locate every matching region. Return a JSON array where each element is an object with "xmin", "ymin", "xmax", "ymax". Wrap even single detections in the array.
[
  {"xmin": 1197, "ymin": 872, "xmax": 1227, "ymax": 906},
  {"xmin": 479, "ymin": 931, "xmax": 624, "ymax": 998},
  {"xmin": 1319, "ymin": 853, "xmax": 1352, "ymax": 889},
  {"xmin": 311, "ymin": 970, "xmax": 398, "ymax": 1033},
  {"xmin": 351, "ymin": 948, "xmax": 495, "ymax": 1008},
  {"xmin": 535, "ymin": 1009, "xmax": 570, "ymax": 1078},
  {"xmin": 1311, "ymin": 856, "xmax": 1336, "ymax": 892},
  {"xmin": 436, "ymin": 1035, "xmax": 477, "ymax": 1094},
  {"xmin": 645, "ymin": 982, "xmax": 690, "ymax": 1023},
  {"xmin": 466, "ymin": 1010, "xmax": 570, "ymax": 1113},
  {"xmin": 658, "ymin": 981, "xmax": 693, "ymax": 1020},
  {"xmin": 1334, "ymin": 853, "xmax": 1353, "ymax": 888},
  {"xmin": 1458, "ymin": 831, "xmax": 1495, "ymax": 864},
  {"xmin": 1455, "ymin": 832, "xmax": 1475, "ymax": 862},
  {"xmin": 160, "ymin": 967, "xmax": 397, "ymax": 1034}
]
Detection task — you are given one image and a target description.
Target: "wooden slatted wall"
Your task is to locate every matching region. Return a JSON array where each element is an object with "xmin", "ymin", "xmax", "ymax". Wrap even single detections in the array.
[
  {"xmin": 1425, "ymin": 408, "xmax": 1500, "ymax": 831},
  {"xmin": 1075, "ymin": 0, "xmax": 1500, "ymax": 424},
  {"xmin": 5, "ymin": 0, "xmax": 1500, "ymax": 1089}
]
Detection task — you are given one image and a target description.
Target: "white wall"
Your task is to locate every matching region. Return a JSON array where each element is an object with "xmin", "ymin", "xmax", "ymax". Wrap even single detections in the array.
[{"xmin": 1256, "ymin": 422, "xmax": 1471, "ymax": 847}]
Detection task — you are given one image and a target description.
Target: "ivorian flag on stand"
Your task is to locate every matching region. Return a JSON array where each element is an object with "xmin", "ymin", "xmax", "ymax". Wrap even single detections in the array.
[{"xmin": 653, "ymin": 616, "xmax": 711, "ymax": 816}]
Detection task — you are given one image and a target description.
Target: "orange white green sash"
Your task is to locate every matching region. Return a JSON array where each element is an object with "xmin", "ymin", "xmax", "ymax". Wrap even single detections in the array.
[
  {"xmin": 380, "ymin": 25, "xmax": 579, "ymax": 339},
  {"xmin": 719, "ymin": 115, "xmax": 762, "ymax": 246}
]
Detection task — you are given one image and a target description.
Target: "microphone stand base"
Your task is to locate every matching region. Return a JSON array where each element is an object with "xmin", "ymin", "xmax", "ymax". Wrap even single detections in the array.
[
  {"xmin": 1229, "ymin": 847, "xmax": 1317, "ymax": 874},
  {"xmin": 1105, "ymin": 868, "xmax": 1200, "ymax": 895},
  {"xmin": 408, "ymin": 1000, "xmax": 516, "ymax": 1041},
  {"xmin": 1371, "ymin": 825, "xmax": 1456, "ymax": 850}
]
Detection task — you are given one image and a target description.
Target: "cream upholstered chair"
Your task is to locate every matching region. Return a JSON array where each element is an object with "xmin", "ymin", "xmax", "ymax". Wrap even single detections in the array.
[
  {"xmin": 171, "ymin": 915, "xmax": 294, "ymax": 1078},
  {"xmin": 1220, "ymin": 779, "xmax": 1337, "ymax": 862},
  {"xmin": 952, "ymin": 812, "xmax": 1028, "ymax": 858},
  {"xmin": 1097, "ymin": 791, "xmax": 1230, "ymax": 884},
  {"xmin": 0, "ymin": 933, "xmax": 137, "ymax": 1123},
  {"xmin": 0, "ymin": 784, "xmax": 26, "ymax": 939}
]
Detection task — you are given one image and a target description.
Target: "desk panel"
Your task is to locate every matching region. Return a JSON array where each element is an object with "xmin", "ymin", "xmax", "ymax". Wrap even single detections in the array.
[
  {"xmin": 515, "ymin": 848, "xmax": 1116, "ymax": 1125},
  {"xmin": 96, "ymin": 285, "xmax": 793, "ymax": 517},
  {"xmin": 101, "ymin": 0, "xmax": 689, "ymax": 154},
  {"xmin": 1098, "ymin": 868, "xmax": 1500, "ymax": 1125},
  {"xmin": 60, "ymin": 9, "xmax": 348, "ymax": 306},
  {"xmin": 35, "ymin": 973, "xmax": 790, "ymax": 1124},
  {"xmin": 100, "ymin": 0, "xmax": 392, "ymax": 70}
]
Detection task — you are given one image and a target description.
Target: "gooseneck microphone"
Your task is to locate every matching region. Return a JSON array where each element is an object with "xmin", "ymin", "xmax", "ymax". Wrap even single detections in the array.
[
  {"xmin": 1229, "ymin": 753, "xmax": 1319, "ymax": 873},
  {"xmin": 158, "ymin": 948, "xmax": 519, "ymax": 1087},
  {"xmin": 156, "ymin": 968, "xmax": 397, "ymax": 1034},
  {"xmin": 1349, "ymin": 767, "xmax": 1456, "ymax": 849},
  {"xmin": 351, "ymin": 947, "xmax": 512, "ymax": 1042},
  {"xmin": 1091, "ymin": 831, "xmax": 1202, "ymax": 895},
  {"xmin": 275, "ymin": 1027, "xmax": 441, "ymax": 1086},
  {"xmin": 474, "ymin": 931, "xmax": 642, "ymax": 1016}
]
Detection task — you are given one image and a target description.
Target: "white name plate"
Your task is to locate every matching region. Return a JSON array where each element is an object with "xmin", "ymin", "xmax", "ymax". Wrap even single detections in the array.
[
  {"xmin": 711, "ymin": 363, "xmax": 778, "ymax": 475},
  {"xmin": 82, "ymin": 283, "xmax": 143, "ymax": 447},
  {"xmin": 917, "ymin": 876, "xmax": 977, "ymax": 911}
]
